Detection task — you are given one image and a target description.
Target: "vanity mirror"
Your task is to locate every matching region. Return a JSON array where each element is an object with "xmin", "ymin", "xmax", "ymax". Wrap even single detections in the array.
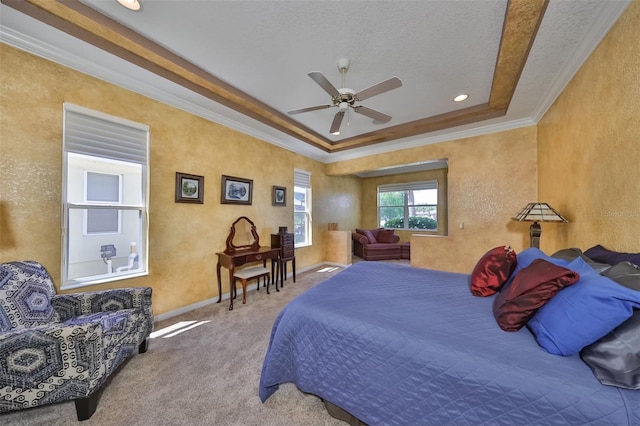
[{"xmin": 224, "ymin": 216, "xmax": 260, "ymax": 254}]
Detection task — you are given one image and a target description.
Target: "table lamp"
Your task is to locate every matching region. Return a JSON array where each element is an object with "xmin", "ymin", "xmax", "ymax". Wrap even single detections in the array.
[{"xmin": 512, "ymin": 202, "xmax": 568, "ymax": 248}]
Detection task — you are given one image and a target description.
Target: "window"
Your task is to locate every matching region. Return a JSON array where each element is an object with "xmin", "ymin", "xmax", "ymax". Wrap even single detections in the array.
[
  {"xmin": 62, "ymin": 103, "xmax": 149, "ymax": 289},
  {"xmin": 293, "ymin": 169, "xmax": 312, "ymax": 247},
  {"xmin": 378, "ymin": 180, "xmax": 438, "ymax": 231},
  {"xmin": 84, "ymin": 171, "xmax": 122, "ymax": 235}
]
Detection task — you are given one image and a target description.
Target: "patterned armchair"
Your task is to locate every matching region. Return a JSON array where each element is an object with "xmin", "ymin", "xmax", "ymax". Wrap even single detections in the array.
[{"xmin": 0, "ymin": 260, "xmax": 153, "ymax": 420}]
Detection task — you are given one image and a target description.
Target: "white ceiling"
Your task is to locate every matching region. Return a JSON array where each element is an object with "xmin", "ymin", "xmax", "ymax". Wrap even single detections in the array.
[{"xmin": 0, "ymin": 0, "xmax": 631, "ymax": 168}]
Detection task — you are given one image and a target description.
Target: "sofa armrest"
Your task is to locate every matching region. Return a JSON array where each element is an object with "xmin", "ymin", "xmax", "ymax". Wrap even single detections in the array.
[
  {"xmin": 52, "ymin": 287, "xmax": 153, "ymax": 331},
  {"xmin": 352, "ymin": 233, "xmax": 369, "ymax": 245},
  {"xmin": 0, "ymin": 322, "xmax": 105, "ymax": 400}
]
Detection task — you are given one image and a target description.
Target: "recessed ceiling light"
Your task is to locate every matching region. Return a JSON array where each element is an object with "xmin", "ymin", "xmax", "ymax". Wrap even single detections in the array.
[
  {"xmin": 453, "ymin": 94, "xmax": 469, "ymax": 102},
  {"xmin": 117, "ymin": 0, "xmax": 141, "ymax": 11}
]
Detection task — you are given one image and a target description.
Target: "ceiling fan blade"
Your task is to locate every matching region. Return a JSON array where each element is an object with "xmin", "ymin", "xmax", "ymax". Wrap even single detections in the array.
[
  {"xmin": 329, "ymin": 111, "xmax": 345, "ymax": 134},
  {"xmin": 353, "ymin": 105, "xmax": 392, "ymax": 123},
  {"xmin": 288, "ymin": 105, "xmax": 331, "ymax": 115},
  {"xmin": 356, "ymin": 76, "xmax": 402, "ymax": 101},
  {"xmin": 308, "ymin": 72, "xmax": 341, "ymax": 97}
]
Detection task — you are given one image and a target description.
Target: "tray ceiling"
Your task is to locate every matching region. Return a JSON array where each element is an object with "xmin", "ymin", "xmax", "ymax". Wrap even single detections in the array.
[{"xmin": 0, "ymin": 0, "xmax": 631, "ymax": 164}]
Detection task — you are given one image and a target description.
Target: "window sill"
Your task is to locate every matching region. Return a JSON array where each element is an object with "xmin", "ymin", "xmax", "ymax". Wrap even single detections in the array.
[{"xmin": 61, "ymin": 270, "xmax": 148, "ymax": 291}]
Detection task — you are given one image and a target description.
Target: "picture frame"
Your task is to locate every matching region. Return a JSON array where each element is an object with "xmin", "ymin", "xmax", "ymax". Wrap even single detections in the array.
[
  {"xmin": 272, "ymin": 185, "xmax": 286, "ymax": 206},
  {"xmin": 175, "ymin": 172, "xmax": 204, "ymax": 204},
  {"xmin": 221, "ymin": 175, "xmax": 253, "ymax": 205}
]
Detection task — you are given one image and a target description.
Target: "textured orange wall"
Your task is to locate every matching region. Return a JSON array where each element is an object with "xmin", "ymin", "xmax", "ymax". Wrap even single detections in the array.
[
  {"xmin": 327, "ymin": 127, "xmax": 538, "ymax": 273},
  {"xmin": 537, "ymin": 2, "xmax": 640, "ymax": 254},
  {"xmin": 0, "ymin": 45, "xmax": 360, "ymax": 315}
]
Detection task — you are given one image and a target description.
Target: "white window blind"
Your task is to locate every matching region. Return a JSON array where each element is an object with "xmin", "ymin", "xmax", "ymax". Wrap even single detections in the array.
[
  {"xmin": 64, "ymin": 103, "xmax": 148, "ymax": 164},
  {"xmin": 378, "ymin": 180, "xmax": 438, "ymax": 192},
  {"xmin": 294, "ymin": 169, "xmax": 311, "ymax": 188}
]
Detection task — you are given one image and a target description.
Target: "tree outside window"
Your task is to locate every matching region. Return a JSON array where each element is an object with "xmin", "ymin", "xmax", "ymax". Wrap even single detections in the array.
[{"xmin": 378, "ymin": 182, "xmax": 438, "ymax": 230}]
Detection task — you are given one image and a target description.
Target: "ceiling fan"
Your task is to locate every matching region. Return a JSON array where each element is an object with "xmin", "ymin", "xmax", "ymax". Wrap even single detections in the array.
[{"xmin": 288, "ymin": 58, "xmax": 402, "ymax": 135}]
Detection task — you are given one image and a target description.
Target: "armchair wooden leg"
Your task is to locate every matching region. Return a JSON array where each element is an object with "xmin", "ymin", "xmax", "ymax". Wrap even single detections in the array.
[
  {"xmin": 139, "ymin": 338, "xmax": 149, "ymax": 354},
  {"xmin": 75, "ymin": 392, "xmax": 100, "ymax": 421}
]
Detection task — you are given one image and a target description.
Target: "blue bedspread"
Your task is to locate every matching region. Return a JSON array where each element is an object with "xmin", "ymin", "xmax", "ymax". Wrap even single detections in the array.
[{"xmin": 259, "ymin": 262, "xmax": 640, "ymax": 425}]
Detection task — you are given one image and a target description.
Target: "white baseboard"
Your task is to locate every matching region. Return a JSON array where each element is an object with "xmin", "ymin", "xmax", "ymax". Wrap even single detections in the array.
[{"xmin": 154, "ymin": 262, "xmax": 351, "ymax": 322}]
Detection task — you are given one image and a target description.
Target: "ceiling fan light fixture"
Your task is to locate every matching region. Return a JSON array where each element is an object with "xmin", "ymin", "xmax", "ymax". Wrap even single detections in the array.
[
  {"xmin": 453, "ymin": 94, "xmax": 469, "ymax": 102},
  {"xmin": 331, "ymin": 130, "xmax": 341, "ymax": 136},
  {"xmin": 117, "ymin": 0, "xmax": 142, "ymax": 11}
]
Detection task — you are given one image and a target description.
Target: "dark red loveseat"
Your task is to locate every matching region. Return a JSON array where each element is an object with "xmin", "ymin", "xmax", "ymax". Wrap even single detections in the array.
[{"xmin": 352, "ymin": 228, "xmax": 410, "ymax": 261}]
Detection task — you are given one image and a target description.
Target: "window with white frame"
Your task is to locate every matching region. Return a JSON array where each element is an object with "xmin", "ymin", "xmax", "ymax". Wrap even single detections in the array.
[
  {"xmin": 62, "ymin": 103, "xmax": 149, "ymax": 289},
  {"xmin": 293, "ymin": 169, "xmax": 312, "ymax": 247},
  {"xmin": 378, "ymin": 180, "xmax": 439, "ymax": 231},
  {"xmin": 84, "ymin": 171, "xmax": 122, "ymax": 235}
]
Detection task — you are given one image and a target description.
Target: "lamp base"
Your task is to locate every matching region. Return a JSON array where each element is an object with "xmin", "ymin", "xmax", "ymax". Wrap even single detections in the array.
[{"xmin": 530, "ymin": 221, "xmax": 541, "ymax": 248}]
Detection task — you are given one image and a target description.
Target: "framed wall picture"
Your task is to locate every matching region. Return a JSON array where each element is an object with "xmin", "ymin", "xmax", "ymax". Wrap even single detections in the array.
[
  {"xmin": 175, "ymin": 172, "xmax": 204, "ymax": 204},
  {"xmin": 272, "ymin": 185, "xmax": 286, "ymax": 206},
  {"xmin": 221, "ymin": 175, "xmax": 253, "ymax": 205}
]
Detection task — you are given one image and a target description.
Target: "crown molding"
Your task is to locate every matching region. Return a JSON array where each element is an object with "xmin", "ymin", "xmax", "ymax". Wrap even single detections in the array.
[{"xmin": 530, "ymin": 0, "xmax": 631, "ymax": 123}]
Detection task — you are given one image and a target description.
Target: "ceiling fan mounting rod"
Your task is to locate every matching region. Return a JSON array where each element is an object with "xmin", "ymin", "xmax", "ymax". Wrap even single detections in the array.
[{"xmin": 336, "ymin": 58, "xmax": 354, "ymax": 108}]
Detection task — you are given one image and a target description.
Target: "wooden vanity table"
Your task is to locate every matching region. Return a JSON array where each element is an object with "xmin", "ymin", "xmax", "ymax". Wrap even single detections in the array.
[{"xmin": 216, "ymin": 217, "xmax": 280, "ymax": 310}]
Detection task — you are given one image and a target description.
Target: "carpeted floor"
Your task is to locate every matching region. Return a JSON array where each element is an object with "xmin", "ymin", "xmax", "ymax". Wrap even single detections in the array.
[{"xmin": 1, "ymin": 259, "xmax": 408, "ymax": 425}]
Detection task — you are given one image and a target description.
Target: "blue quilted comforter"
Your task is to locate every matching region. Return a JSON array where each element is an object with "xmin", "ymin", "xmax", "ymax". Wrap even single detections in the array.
[{"xmin": 259, "ymin": 262, "xmax": 640, "ymax": 425}]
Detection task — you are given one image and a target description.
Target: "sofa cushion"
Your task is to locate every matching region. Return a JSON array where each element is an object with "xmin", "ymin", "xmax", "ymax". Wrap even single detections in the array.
[
  {"xmin": 362, "ymin": 243, "xmax": 402, "ymax": 261},
  {"xmin": 492, "ymin": 259, "xmax": 579, "ymax": 331},
  {"xmin": 364, "ymin": 243, "xmax": 401, "ymax": 252},
  {"xmin": 470, "ymin": 246, "xmax": 517, "ymax": 297},
  {"xmin": 0, "ymin": 261, "xmax": 58, "ymax": 331},
  {"xmin": 376, "ymin": 229, "xmax": 396, "ymax": 243}
]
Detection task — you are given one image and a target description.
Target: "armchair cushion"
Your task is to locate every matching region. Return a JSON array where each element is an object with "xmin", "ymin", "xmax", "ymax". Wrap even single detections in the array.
[{"xmin": 52, "ymin": 287, "xmax": 154, "ymax": 335}]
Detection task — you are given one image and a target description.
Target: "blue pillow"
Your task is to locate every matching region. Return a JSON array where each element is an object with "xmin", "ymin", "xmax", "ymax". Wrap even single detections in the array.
[{"xmin": 528, "ymin": 257, "xmax": 640, "ymax": 356}]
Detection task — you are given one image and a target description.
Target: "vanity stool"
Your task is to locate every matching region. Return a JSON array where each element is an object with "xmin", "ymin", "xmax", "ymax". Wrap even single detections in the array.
[{"xmin": 233, "ymin": 266, "xmax": 271, "ymax": 305}]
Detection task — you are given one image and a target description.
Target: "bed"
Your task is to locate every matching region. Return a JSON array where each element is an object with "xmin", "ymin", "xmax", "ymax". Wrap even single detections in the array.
[{"xmin": 259, "ymin": 261, "xmax": 640, "ymax": 425}]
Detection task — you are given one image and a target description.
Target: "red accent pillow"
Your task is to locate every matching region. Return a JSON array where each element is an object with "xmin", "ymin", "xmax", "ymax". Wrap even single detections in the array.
[
  {"xmin": 470, "ymin": 246, "xmax": 517, "ymax": 297},
  {"xmin": 376, "ymin": 229, "xmax": 396, "ymax": 243},
  {"xmin": 362, "ymin": 230, "xmax": 378, "ymax": 244},
  {"xmin": 492, "ymin": 259, "xmax": 579, "ymax": 332},
  {"xmin": 355, "ymin": 229, "xmax": 378, "ymax": 244}
]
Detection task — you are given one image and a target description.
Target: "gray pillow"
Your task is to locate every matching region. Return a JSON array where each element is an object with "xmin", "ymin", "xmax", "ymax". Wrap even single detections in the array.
[
  {"xmin": 601, "ymin": 261, "xmax": 640, "ymax": 290},
  {"xmin": 551, "ymin": 248, "xmax": 611, "ymax": 273},
  {"xmin": 580, "ymin": 261, "xmax": 640, "ymax": 389}
]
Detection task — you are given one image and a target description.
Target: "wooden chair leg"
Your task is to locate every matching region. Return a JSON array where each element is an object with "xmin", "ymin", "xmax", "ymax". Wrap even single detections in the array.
[
  {"xmin": 292, "ymin": 258, "xmax": 296, "ymax": 283},
  {"xmin": 241, "ymin": 279, "xmax": 248, "ymax": 304}
]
